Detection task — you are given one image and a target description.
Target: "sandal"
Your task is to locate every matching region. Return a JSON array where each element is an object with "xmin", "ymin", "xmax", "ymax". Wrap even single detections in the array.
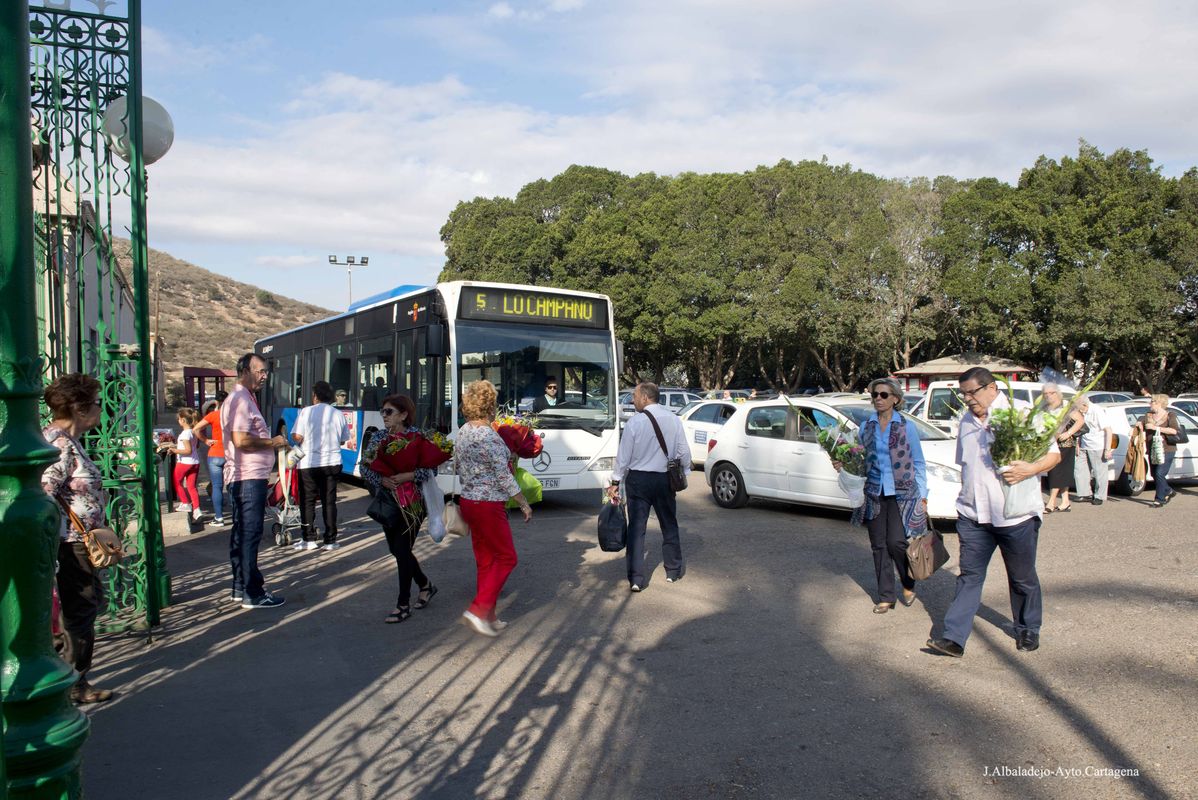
[
  {"xmin": 385, "ymin": 606, "xmax": 411, "ymax": 624},
  {"xmin": 414, "ymin": 584, "xmax": 438, "ymax": 610},
  {"xmin": 1057, "ymin": 503, "xmax": 1071, "ymax": 512},
  {"xmin": 873, "ymin": 602, "xmax": 894, "ymax": 614},
  {"xmin": 1044, "ymin": 506, "xmax": 1055, "ymax": 514}
]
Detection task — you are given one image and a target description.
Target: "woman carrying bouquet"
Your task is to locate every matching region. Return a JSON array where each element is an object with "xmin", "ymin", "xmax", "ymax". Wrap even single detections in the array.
[
  {"xmin": 838, "ymin": 378, "xmax": 927, "ymax": 614},
  {"xmin": 456, "ymin": 380, "xmax": 533, "ymax": 637},
  {"xmin": 360, "ymin": 394, "xmax": 437, "ymax": 624}
]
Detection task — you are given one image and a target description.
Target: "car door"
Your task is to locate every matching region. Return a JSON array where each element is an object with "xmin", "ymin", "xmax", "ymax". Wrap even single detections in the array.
[
  {"xmin": 738, "ymin": 405, "xmax": 797, "ymax": 496},
  {"xmin": 1168, "ymin": 410, "xmax": 1198, "ymax": 479},
  {"xmin": 682, "ymin": 403, "xmax": 721, "ymax": 464},
  {"xmin": 925, "ymin": 387, "xmax": 963, "ymax": 435},
  {"xmin": 787, "ymin": 407, "xmax": 847, "ymax": 504}
]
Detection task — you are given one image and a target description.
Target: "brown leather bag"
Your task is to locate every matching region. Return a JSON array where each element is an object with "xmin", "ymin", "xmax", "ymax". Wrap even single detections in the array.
[
  {"xmin": 907, "ymin": 528, "xmax": 950, "ymax": 581},
  {"xmin": 56, "ymin": 496, "xmax": 124, "ymax": 568}
]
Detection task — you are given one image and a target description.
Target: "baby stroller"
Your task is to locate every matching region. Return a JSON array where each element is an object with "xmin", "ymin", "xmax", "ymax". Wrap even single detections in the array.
[{"xmin": 269, "ymin": 448, "xmax": 303, "ymax": 547}]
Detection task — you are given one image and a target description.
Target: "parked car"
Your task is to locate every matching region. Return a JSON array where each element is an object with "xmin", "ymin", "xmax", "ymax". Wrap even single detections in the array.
[
  {"xmin": 618, "ymin": 388, "xmax": 703, "ymax": 423},
  {"xmin": 704, "ymin": 396, "xmax": 962, "ymax": 520},
  {"xmin": 1085, "ymin": 391, "xmax": 1134, "ymax": 404},
  {"xmin": 678, "ymin": 400, "xmax": 739, "ymax": 467},
  {"xmin": 914, "ymin": 380, "xmax": 1076, "ymax": 437},
  {"xmin": 1170, "ymin": 398, "xmax": 1198, "ymax": 418},
  {"xmin": 1097, "ymin": 401, "xmax": 1198, "ymax": 493},
  {"xmin": 702, "ymin": 389, "xmax": 752, "ymax": 401}
]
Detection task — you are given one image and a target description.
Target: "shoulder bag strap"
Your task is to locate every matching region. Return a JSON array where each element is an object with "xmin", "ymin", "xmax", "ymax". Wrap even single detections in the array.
[
  {"xmin": 641, "ymin": 409, "xmax": 672, "ymax": 460},
  {"xmin": 53, "ymin": 493, "xmax": 89, "ymax": 537}
]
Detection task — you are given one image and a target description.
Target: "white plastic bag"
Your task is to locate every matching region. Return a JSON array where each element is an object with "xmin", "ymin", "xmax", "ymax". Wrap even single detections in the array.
[
  {"xmin": 998, "ymin": 469, "xmax": 1041, "ymax": 518},
  {"xmin": 422, "ymin": 480, "xmax": 448, "ymax": 543},
  {"xmin": 837, "ymin": 471, "xmax": 867, "ymax": 508}
]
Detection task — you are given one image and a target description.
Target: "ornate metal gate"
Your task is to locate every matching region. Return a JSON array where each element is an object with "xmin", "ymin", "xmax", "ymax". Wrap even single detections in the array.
[{"xmin": 28, "ymin": 0, "xmax": 169, "ymax": 632}]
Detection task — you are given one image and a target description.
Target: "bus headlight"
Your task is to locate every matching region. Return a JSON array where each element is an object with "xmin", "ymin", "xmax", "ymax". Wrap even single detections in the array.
[
  {"xmin": 588, "ymin": 457, "xmax": 615, "ymax": 471},
  {"xmin": 928, "ymin": 463, "xmax": 961, "ymax": 484}
]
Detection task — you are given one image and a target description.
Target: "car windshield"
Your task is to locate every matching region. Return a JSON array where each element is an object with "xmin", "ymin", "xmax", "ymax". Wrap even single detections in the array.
[{"xmin": 834, "ymin": 403, "xmax": 953, "ymax": 440}]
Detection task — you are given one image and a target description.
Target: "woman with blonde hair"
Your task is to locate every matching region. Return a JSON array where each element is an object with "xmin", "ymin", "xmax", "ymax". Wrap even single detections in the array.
[
  {"xmin": 1135, "ymin": 394, "xmax": 1182, "ymax": 508},
  {"xmin": 455, "ymin": 380, "xmax": 532, "ymax": 636}
]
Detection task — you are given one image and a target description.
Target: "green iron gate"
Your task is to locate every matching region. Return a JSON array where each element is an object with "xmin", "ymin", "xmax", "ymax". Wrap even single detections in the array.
[{"xmin": 29, "ymin": 0, "xmax": 169, "ymax": 632}]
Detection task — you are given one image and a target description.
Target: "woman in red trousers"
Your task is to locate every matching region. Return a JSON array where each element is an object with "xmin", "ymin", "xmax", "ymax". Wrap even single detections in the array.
[{"xmin": 455, "ymin": 380, "xmax": 532, "ymax": 637}]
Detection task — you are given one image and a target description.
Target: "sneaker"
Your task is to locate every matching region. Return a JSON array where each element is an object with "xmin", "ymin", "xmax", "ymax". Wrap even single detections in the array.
[
  {"xmin": 241, "ymin": 592, "xmax": 285, "ymax": 609},
  {"xmin": 629, "ymin": 583, "xmax": 642, "ymax": 593},
  {"xmin": 177, "ymin": 503, "xmax": 192, "ymax": 513},
  {"xmin": 461, "ymin": 610, "xmax": 499, "ymax": 637},
  {"xmin": 292, "ymin": 541, "xmax": 319, "ymax": 551},
  {"xmin": 322, "ymin": 542, "xmax": 341, "ymax": 551},
  {"xmin": 490, "ymin": 618, "xmax": 509, "ymax": 631},
  {"xmin": 230, "ymin": 591, "xmax": 244, "ymax": 603},
  {"xmin": 666, "ymin": 576, "xmax": 680, "ymax": 584},
  {"xmin": 191, "ymin": 509, "xmax": 204, "ymax": 521},
  {"xmin": 213, "ymin": 517, "xmax": 226, "ymax": 525}
]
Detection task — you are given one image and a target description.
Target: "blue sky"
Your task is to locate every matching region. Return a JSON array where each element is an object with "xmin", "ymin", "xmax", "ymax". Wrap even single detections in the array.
[{"xmin": 45, "ymin": 0, "xmax": 1198, "ymax": 311}]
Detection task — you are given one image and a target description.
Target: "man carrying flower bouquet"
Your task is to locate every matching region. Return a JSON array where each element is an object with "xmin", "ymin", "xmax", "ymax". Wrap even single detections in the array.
[{"xmin": 927, "ymin": 367, "xmax": 1060, "ymax": 658}]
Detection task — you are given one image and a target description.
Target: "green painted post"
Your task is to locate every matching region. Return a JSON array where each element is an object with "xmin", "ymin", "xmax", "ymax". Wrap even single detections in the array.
[
  {"xmin": 126, "ymin": 0, "xmax": 171, "ymax": 619},
  {"xmin": 0, "ymin": 2, "xmax": 90, "ymax": 798}
]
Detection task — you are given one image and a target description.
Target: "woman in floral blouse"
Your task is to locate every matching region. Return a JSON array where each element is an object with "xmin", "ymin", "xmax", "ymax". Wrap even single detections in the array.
[
  {"xmin": 360, "ymin": 393, "xmax": 437, "ymax": 624},
  {"xmin": 41, "ymin": 373, "xmax": 113, "ymax": 704},
  {"xmin": 456, "ymin": 380, "xmax": 532, "ymax": 637}
]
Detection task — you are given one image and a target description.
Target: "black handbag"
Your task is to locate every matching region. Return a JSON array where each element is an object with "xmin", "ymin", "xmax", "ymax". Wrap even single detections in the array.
[
  {"xmin": 643, "ymin": 410, "xmax": 688, "ymax": 492},
  {"xmin": 597, "ymin": 501, "xmax": 627, "ymax": 552},
  {"xmin": 1164, "ymin": 414, "xmax": 1189, "ymax": 445},
  {"xmin": 367, "ymin": 488, "xmax": 403, "ymax": 528}
]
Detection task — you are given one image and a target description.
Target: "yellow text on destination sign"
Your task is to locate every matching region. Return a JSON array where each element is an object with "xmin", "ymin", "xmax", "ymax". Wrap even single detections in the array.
[{"xmin": 476, "ymin": 292, "xmax": 595, "ymax": 322}]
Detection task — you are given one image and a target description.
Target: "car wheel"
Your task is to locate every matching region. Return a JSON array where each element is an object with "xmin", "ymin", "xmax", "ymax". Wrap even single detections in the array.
[
  {"xmin": 1111, "ymin": 470, "xmax": 1145, "ymax": 497},
  {"xmin": 710, "ymin": 463, "xmax": 748, "ymax": 508}
]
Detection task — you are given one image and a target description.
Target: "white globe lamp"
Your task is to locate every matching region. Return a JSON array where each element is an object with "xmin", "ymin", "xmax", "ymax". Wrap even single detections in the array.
[{"xmin": 102, "ymin": 95, "xmax": 175, "ymax": 165}]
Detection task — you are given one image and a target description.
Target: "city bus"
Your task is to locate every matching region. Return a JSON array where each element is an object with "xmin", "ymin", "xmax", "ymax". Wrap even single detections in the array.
[{"xmin": 255, "ymin": 281, "xmax": 620, "ymax": 493}]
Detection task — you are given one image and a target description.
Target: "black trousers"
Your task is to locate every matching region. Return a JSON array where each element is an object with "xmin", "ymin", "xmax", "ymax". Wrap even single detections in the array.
[
  {"xmin": 625, "ymin": 470, "xmax": 684, "ymax": 586},
  {"xmin": 56, "ymin": 540, "xmax": 102, "ymax": 679},
  {"xmin": 299, "ymin": 464, "xmax": 342, "ymax": 543},
  {"xmin": 867, "ymin": 496, "xmax": 915, "ymax": 604},
  {"xmin": 382, "ymin": 509, "xmax": 428, "ymax": 607}
]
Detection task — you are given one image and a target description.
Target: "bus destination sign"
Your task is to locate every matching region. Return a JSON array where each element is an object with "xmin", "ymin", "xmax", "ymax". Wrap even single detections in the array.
[{"xmin": 460, "ymin": 288, "xmax": 608, "ymax": 329}]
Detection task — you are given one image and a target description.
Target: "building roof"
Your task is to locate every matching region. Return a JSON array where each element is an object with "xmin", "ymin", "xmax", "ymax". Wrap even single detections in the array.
[{"xmin": 893, "ymin": 352, "xmax": 1032, "ymax": 376}]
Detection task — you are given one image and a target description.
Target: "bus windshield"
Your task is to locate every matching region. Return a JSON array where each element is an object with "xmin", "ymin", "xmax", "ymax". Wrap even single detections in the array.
[{"xmin": 455, "ymin": 321, "xmax": 616, "ymax": 432}]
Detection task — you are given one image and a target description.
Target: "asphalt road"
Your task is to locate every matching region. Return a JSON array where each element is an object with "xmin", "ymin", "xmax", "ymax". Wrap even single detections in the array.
[{"xmin": 84, "ymin": 477, "xmax": 1196, "ymax": 799}]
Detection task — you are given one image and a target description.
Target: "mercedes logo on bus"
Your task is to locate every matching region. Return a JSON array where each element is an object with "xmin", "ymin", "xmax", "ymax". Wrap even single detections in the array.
[{"xmin": 532, "ymin": 452, "xmax": 552, "ymax": 472}]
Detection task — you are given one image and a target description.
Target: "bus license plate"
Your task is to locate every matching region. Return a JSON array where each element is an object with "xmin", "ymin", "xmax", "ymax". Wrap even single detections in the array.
[{"xmin": 540, "ymin": 478, "xmax": 559, "ymax": 489}]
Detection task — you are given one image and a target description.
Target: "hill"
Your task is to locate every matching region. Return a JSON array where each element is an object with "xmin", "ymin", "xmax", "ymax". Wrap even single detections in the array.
[{"xmin": 111, "ymin": 240, "xmax": 334, "ymax": 404}]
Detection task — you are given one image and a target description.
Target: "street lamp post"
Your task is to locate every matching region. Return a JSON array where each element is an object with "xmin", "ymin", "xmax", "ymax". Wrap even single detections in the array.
[{"xmin": 328, "ymin": 255, "xmax": 369, "ymax": 309}]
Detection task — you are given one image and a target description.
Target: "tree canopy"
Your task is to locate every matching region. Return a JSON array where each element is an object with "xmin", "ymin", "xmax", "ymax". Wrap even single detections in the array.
[{"xmin": 439, "ymin": 146, "xmax": 1198, "ymax": 392}]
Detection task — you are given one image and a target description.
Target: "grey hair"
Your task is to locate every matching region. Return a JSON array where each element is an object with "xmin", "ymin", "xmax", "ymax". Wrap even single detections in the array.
[{"xmin": 868, "ymin": 378, "xmax": 905, "ymax": 409}]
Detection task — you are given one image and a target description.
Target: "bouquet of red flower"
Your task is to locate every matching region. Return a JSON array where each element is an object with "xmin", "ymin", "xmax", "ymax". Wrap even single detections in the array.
[
  {"xmin": 367, "ymin": 431, "xmax": 452, "ymax": 477},
  {"xmin": 492, "ymin": 413, "xmax": 543, "ymax": 462}
]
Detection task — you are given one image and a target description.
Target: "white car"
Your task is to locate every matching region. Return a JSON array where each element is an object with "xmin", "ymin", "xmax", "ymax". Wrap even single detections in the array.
[
  {"xmin": 704, "ymin": 397, "xmax": 962, "ymax": 520},
  {"xmin": 678, "ymin": 399, "xmax": 739, "ymax": 467},
  {"xmin": 1098, "ymin": 401, "xmax": 1198, "ymax": 493},
  {"xmin": 618, "ymin": 388, "xmax": 703, "ymax": 424},
  {"xmin": 916, "ymin": 380, "xmax": 1076, "ymax": 437}
]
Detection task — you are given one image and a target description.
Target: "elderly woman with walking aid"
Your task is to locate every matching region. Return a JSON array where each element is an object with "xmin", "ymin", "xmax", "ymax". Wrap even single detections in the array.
[{"xmin": 835, "ymin": 378, "xmax": 928, "ymax": 614}]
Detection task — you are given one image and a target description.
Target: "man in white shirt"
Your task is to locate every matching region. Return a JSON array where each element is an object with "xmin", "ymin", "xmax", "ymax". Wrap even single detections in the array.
[
  {"xmin": 1072, "ymin": 395, "xmax": 1114, "ymax": 505},
  {"xmin": 605, "ymin": 383, "xmax": 691, "ymax": 591},
  {"xmin": 291, "ymin": 381, "xmax": 351, "ymax": 551},
  {"xmin": 927, "ymin": 367, "xmax": 1060, "ymax": 658}
]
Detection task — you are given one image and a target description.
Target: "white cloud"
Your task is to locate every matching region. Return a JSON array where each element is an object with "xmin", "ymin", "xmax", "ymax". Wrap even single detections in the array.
[
  {"xmin": 144, "ymin": 0, "xmax": 1198, "ymax": 304},
  {"xmin": 254, "ymin": 255, "xmax": 320, "ymax": 269},
  {"xmin": 488, "ymin": 3, "xmax": 515, "ymax": 19}
]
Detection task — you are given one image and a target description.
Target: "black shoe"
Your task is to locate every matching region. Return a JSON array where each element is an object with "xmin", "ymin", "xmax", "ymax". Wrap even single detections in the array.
[
  {"xmin": 1091, "ymin": 498, "xmax": 1104, "ymax": 505},
  {"xmin": 1075, "ymin": 496, "xmax": 1093, "ymax": 504},
  {"xmin": 1016, "ymin": 631, "xmax": 1040, "ymax": 652},
  {"xmin": 926, "ymin": 637, "xmax": 964, "ymax": 657},
  {"xmin": 1162, "ymin": 491, "xmax": 1176, "ymax": 505}
]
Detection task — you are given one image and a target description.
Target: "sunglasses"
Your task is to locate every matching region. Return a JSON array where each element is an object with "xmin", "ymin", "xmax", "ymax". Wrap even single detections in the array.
[
  {"xmin": 870, "ymin": 391, "xmax": 892, "ymax": 399},
  {"xmin": 546, "ymin": 386, "xmax": 558, "ymax": 390},
  {"xmin": 381, "ymin": 408, "xmax": 400, "ymax": 417},
  {"xmin": 960, "ymin": 382, "xmax": 994, "ymax": 399}
]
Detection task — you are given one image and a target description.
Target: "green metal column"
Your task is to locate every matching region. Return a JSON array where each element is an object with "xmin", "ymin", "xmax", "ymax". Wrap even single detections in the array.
[
  {"xmin": 127, "ymin": 0, "xmax": 170, "ymax": 621},
  {"xmin": 1, "ymin": 2, "xmax": 90, "ymax": 798}
]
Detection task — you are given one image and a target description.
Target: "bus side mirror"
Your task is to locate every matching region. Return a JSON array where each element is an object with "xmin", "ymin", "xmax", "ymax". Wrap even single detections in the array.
[{"xmin": 424, "ymin": 323, "xmax": 445, "ymax": 357}]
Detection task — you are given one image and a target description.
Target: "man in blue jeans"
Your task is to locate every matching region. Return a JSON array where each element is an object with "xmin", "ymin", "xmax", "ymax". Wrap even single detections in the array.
[
  {"xmin": 927, "ymin": 367, "xmax": 1060, "ymax": 657},
  {"xmin": 221, "ymin": 354, "xmax": 287, "ymax": 608}
]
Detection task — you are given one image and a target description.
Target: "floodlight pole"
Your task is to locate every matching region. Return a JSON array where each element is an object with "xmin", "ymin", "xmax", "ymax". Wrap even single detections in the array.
[{"xmin": 328, "ymin": 255, "xmax": 369, "ymax": 309}]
